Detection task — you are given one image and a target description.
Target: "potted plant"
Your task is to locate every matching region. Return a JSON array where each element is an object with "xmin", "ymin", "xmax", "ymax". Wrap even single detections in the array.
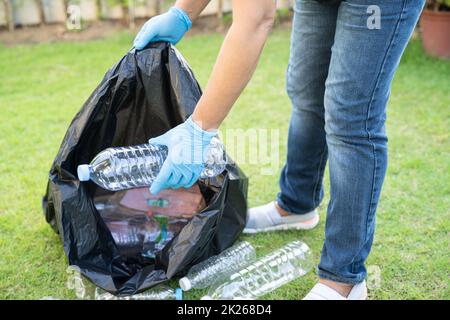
[{"xmin": 420, "ymin": 0, "xmax": 450, "ymax": 58}]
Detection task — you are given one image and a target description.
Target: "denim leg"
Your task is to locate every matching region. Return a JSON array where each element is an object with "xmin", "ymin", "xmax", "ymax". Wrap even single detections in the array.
[
  {"xmin": 277, "ymin": 0, "xmax": 339, "ymax": 215},
  {"xmin": 318, "ymin": 0, "xmax": 425, "ymax": 284}
]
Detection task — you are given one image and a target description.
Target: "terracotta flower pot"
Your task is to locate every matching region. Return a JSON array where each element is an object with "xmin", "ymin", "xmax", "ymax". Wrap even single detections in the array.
[{"xmin": 420, "ymin": 9, "xmax": 450, "ymax": 59}]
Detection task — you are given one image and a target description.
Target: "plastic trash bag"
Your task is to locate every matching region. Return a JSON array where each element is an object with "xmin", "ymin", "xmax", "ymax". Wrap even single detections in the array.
[{"xmin": 42, "ymin": 42, "xmax": 248, "ymax": 296}]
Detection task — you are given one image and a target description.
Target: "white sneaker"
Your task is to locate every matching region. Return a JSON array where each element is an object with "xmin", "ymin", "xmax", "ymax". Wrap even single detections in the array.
[
  {"xmin": 303, "ymin": 281, "xmax": 368, "ymax": 300},
  {"xmin": 243, "ymin": 201, "xmax": 319, "ymax": 234}
]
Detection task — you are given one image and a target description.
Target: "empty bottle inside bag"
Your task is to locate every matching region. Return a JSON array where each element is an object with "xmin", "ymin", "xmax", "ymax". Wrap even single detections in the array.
[
  {"xmin": 95, "ymin": 184, "xmax": 209, "ymax": 259},
  {"xmin": 42, "ymin": 42, "xmax": 248, "ymax": 296}
]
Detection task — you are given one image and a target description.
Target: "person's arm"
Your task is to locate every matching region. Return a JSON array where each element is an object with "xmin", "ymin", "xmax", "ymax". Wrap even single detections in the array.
[
  {"xmin": 192, "ymin": 0, "xmax": 277, "ymax": 130},
  {"xmin": 175, "ymin": 0, "xmax": 211, "ymax": 21},
  {"xmin": 139, "ymin": 0, "xmax": 277, "ymax": 194}
]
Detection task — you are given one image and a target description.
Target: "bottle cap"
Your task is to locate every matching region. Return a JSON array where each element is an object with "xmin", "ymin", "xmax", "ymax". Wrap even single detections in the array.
[
  {"xmin": 77, "ymin": 165, "xmax": 91, "ymax": 181},
  {"xmin": 179, "ymin": 277, "xmax": 192, "ymax": 291},
  {"xmin": 175, "ymin": 288, "xmax": 183, "ymax": 300}
]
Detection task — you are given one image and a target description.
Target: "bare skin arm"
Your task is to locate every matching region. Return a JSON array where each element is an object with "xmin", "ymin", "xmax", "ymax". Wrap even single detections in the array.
[
  {"xmin": 179, "ymin": 0, "xmax": 277, "ymax": 130},
  {"xmin": 175, "ymin": 0, "xmax": 212, "ymax": 20}
]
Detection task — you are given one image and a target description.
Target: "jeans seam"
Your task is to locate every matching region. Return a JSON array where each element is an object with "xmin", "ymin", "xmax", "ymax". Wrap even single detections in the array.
[
  {"xmin": 363, "ymin": 0, "xmax": 407, "ymax": 242},
  {"xmin": 312, "ymin": 145, "xmax": 327, "ymax": 208},
  {"xmin": 318, "ymin": 267, "xmax": 365, "ymax": 285}
]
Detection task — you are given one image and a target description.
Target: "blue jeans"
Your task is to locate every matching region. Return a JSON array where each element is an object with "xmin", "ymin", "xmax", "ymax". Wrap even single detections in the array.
[{"xmin": 277, "ymin": 0, "xmax": 424, "ymax": 284}]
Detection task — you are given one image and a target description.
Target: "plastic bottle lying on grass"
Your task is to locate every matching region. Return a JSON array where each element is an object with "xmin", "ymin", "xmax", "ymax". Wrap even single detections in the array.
[
  {"xmin": 66, "ymin": 265, "xmax": 96, "ymax": 299},
  {"xmin": 77, "ymin": 137, "xmax": 226, "ymax": 191},
  {"xmin": 66, "ymin": 265, "xmax": 182, "ymax": 300},
  {"xmin": 95, "ymin": 285, "xmax": 182, "ymax": 300},
  {"xmin": 179, "ymin": 241, "xmax": 256, "ymax": 291},
  {"xmin": 202, "ymin": 241, "xmax": 313, "ymax": 300}
]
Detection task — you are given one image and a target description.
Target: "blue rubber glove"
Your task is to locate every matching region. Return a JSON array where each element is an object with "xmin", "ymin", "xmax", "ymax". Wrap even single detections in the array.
[
  {"xmin": 149, "ymin": 116, "xmax": 217, "ymax": 195},
  {"xmin": 133, "ymin": 7, "xmax": 192, "ymax": 49}
]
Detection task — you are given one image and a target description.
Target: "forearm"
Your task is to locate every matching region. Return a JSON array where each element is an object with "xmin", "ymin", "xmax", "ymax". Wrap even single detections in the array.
[
  {"xmin": 192, "ymin": 0, "xmax": 276, "ymax": 130},
  {"xmin": 175, "ymin": 0, "xmax": 211, "ymax": 21}
]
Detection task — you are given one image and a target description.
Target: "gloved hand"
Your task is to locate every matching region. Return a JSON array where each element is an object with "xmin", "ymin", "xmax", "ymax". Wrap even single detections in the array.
[
  {"xmin": 149, "ymin": 116, "xmax": 217, "ymax": 195},
  {"xmin": 133, "ymin": 7, "xmax": 192, "ymax": 49}
]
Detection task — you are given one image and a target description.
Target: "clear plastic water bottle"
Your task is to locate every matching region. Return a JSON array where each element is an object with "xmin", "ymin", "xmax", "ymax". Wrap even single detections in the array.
[
  {"xmin": 77, "ymin": 137, "xmax": 226, "ymax": 191},
  {"xmin": 201, "ymin": 241, "xmax": 313, "ymax": 300},
  {"xmin": 105, "ymin": 216, "xmax": 185, "ymax": 259},
  {"xmin": 179, "ymin": 241, "xmax": 256, "ymax": 291},
  {"xmin": 95, "ymin": 285, "xmax": 183, "ymax": 300},
  {"xmin": 66, "ymin": 265, "xmax": 96, "ymax": 299}
]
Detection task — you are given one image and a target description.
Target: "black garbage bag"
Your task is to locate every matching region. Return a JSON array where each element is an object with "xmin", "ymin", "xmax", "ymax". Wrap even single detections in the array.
[{"xmin": 42, "ymin": 42, "xmax": 248, "ymax": 296}]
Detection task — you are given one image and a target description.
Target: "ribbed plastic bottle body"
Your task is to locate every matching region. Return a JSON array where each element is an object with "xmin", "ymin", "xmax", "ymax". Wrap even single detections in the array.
[
  {"xmin": 66, "ymin": 265, "xmax": 182, "ymax": 300},
  {"xmin": 66, "ymin": 265, "xmax": 96, "ymax": 299},
  {"xmin": 181, "ymin": 241, "xmax": 256, "ymax": 290},
  {"xmin": 201, "ymin": 137, "xmax": 227, "ymax": 178},
  {"xmin": 87, "ymin": 144, "xmax": 167, "ymax": 191},
  {"xmin": 95, "ymin": 286, "xmax": 182, "ymax": 300},
  {"xmin": 80, "ymin": 137, "xmax": 226, "ymax": 191},
  {"xmin": 203, "ymin": 241, "xmax": 313, "ymax": 300}
]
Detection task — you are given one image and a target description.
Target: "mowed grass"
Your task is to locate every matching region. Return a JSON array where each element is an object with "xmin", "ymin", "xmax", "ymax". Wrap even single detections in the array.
[{"xmin": 0, "ymin": 27, "xmax": 449, "ymax": 300}]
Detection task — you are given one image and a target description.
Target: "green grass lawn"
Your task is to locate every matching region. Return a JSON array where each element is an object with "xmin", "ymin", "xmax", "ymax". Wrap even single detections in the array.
[{"xmin": 0, "ymin": 27, "xmax": 449, "ymax": 300}]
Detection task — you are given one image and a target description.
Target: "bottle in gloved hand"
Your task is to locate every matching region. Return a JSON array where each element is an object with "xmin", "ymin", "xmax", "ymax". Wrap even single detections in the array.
[
  {"xmin": 77, "ymin": 137, "xmax": 226, "ymax": 192},
  {"xmin": 201, "ymin": 241, "xmax": 313, "ymax": 300},
  {"xmin": 179, "ymin": 241, "xmax": 256, "ymax": 291}
]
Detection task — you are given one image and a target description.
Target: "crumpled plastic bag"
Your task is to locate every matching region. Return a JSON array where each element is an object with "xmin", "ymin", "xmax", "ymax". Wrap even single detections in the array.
[{"xmin": 42, "ymin": 42, "xmax": 248, "ymax": 296}]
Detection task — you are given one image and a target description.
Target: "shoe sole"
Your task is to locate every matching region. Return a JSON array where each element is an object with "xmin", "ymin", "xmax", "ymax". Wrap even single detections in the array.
[
  {"xmin": 303, "ymin": 287, "xmax": 368, "ymax": 300},
  {"xmin": 360, "ymin": 287, "xmax": 368, "ymax": 300},
  {"xmin": 243, "ymin": 214, "xmax": 320, "ymax": 234}
]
